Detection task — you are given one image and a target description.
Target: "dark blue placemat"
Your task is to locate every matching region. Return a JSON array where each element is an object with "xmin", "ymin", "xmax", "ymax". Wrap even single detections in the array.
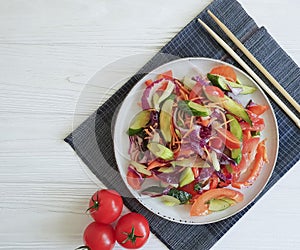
[{"xmin": 65, "ymin": 0, "xmax": 300, "ymax": 249}]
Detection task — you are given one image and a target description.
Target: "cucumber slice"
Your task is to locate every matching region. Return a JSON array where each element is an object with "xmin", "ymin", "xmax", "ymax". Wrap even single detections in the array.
[
  {"xmin": 130, "ymin": 161, "xmax": 151, "ymax": 176},
  {"xmin": 220, "ymin": 197, "xmax": 236, "ymax": 206},
  {"xmin": 211, "ymin": 151, "xmax": 220, "ymax": 171},
  {"xmin": 179, "ymin": 167, "xmax": 195, "ymax": 187},
  {"xmin": 160, "ymin": 99, "xmax": 174, "ymax": 143},
  {"xmin": 158, "ymin": 166, "xmax": 176, "ymax": 173},
  {"xmin": 147, "ymin": 142, "xmax": 173, "ymax": 160},
  {"xmin": 178, "ymin": 100, "xmax": 211, "ymax": 117},
  {"xmin": 231, "ymin": 148, "xmax": 242, "ymax": 164},
  {"xmin": 207, "ymin": 73, "xmax": 229, "ymax": 90},
  {"xmin": 160, "ymin": 195, "xmax": 181, "ymax": 206},
  {"xmin": 223, "ymin": 96, "xmax": 252, "ymax": 124},
  {"xmin": 207, "ymin": 73, "xmax": 256, "ymax": 94},
  {"xmin": 208, "ymin": 198, "xmax": 230, "ymax": 211},
  {"xmin": 226, "ymin": 114, "xmax": 243, "ymax": 141},
  {"xmin": 128, "ymin": 110, "xmax": 151, "ymax": 136},
  {"xmin": 183, "ymin": 75, "xmax": 197, "ymax": 90},
  {"xmin": 188, "ymin": 101, "xmax": 211, "ymax": 117}
]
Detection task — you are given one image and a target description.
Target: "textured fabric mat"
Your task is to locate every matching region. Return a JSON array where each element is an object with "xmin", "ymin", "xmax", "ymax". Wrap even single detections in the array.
[{"xmin": 65, "ymin": 0, "xmax": 300, "ymax": 249}]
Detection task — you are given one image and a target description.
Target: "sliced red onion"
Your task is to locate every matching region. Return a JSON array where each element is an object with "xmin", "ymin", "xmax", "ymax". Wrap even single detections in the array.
[
  {"xmin": 226, "ymin": 82, "xmax": 243, "ymax": 96},
  {"xmin": 141, "ymin": 78, "xmax": 165, "ymax": 110},
  {"xmin": 192, "ymin": 76, "xmax": 210, "ymax": 86}
]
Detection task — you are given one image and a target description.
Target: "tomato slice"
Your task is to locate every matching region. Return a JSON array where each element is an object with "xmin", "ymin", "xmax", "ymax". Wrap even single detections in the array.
[
  {"xmin": 232, "ymin": 140, "xmax": 268, "ymax": 188},
  {"xmin": 126, "ymin": 171, "xmax": 142, "ymax": 190},
  {"xmin": 210, "ymin": 65, "xmax": 237, "ymax": 82},
  {"xmin": 179, "ymin": 180, "xmax": 199, "ymax": 197},
  {"xmin": 190, "ymin": 188, "xmax": 244, "ymax": 216},
  {"xmin": 216, "ymin": 127, "xmax": 241, "ymax": 149},
  {"xmin": 189, "ymin": 83, "xmax": 204, "ymax": 100},
  {"xmin": 144, "ymin": 79, "xmax": 153, "ymax": 87},
  {"xmin": 247, "ymin": 104, "xmax": 268, "ymax": 116},
  {"xmin": 209, "ymin": 137, "xmax": 224, "ymax": 149},
  {"xmin": 209, "ymin": 173, "xmax": 219, "ymax": 189},
  {"xmin": 157, "ymin": 70, "xmax": 173, "ymax": 80},
  {"xmin": 241, "ymin": 110, "xmax": 265, "ymax": 131},
  {"xmin": 242, "ymin": 137, "xmax": 260, "ymax": 155},
  {"xmin": 203, "ymin": 85, "xmax": 225, "ymax": 99}
]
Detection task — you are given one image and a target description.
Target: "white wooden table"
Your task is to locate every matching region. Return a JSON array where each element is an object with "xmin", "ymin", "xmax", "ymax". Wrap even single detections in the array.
[{"xmin": 0, "ymin": 0, "xmax": 299, "ymax": 249}]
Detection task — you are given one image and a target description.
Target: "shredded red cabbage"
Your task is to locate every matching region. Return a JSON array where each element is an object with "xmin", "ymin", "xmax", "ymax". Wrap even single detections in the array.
[{"xmin": 151, "ymin": 168, "xmax": 182, "ymax": 184}]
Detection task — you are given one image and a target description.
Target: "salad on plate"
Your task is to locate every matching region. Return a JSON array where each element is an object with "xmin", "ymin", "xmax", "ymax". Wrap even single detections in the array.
[{"xmin": 126, "ymin": 65, "xmax": 269, "ymax": 217}]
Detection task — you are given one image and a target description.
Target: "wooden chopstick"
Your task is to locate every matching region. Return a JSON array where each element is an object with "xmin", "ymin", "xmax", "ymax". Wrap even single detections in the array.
[
  {"xmin": 207, "ymin": 10, "xmax": 300, "ymax": 114},
  {"xmin": 197, "ymin": 18, "xmax": 300, "ymax": 129}
]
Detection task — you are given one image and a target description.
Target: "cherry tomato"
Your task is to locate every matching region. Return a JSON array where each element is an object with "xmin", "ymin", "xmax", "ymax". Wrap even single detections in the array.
[
  {"xmin": 87, "ymin": 189, "xmax": 123, "ymax": 224},
  {"xmin": 82, "ymin": 222, "xmax": 115, "ymax": 250},
  {"xmin": 115, "ymin": 212, "xmax": 150, "ymax": 249}
]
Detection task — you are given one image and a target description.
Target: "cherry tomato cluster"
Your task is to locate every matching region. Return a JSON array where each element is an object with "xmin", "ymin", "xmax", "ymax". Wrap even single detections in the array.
[{"xmin": 78, "ymin": 189, "xmax": 150, "ymax": 250}]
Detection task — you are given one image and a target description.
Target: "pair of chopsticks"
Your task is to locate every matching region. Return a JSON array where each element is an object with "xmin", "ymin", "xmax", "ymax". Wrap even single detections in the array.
[{"xmin": 198, "ymin": 10, "xmax": 300, "ymax": 129}]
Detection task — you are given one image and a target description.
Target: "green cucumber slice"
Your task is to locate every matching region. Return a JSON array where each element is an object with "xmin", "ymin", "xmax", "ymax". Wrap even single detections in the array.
[
  {"xmin": 161, "ymin": 195, "xmax": 181, "ymax": 206},
  {"xmin": 208, "ymin": 198, "xmax": 230, "ymax": 211},
  {"xmin": 179, "ymin": 167, "xmax": 195, "ymax": 187},
  {"xmin": 207, "ymin": 73, "xmax": 256, "ymax": 94},
  {"xmin": 223, "ymin": 96, "xmax": 252, "ymax": 124},
  {"xmin": 160, "ymin": 99, "xmax": 174, "ymax": 143},
  {"xmin": 128, "ymin": 110, "xmax": 151, "ymax": 136},
  {"xmin": 147, "ymin": 142, "xmax": 173, "ymax": 160},
  {"xmin": 188, "ymin": 101, "xmax": 211, "ymax": 117}
]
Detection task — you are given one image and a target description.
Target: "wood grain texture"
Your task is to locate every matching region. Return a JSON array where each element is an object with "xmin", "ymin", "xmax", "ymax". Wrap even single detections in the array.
[{"xmin": 0, "ymin": 0, "xmax": 299, "ymax": 249}]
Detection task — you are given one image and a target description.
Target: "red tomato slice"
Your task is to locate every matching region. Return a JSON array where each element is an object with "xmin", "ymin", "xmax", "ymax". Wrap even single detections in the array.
[
  {"xmin": 157, "ymin": 70, "xmax": 173, "ymax": 80},
  {"xmin": 209, "ymin": 137, "xmax": 224, "ymax": 149},
  {"xmin": 144, "ymin": 79, "xmax": 153, "ymax": 87},
  {"xmin": 216, "ymin": 127, "xmax": 241, "ymax": 149},
  {"xmin": 232, "ymin": 140, "xmax": 268, "ymax": 188},
  {"xmin": 190, "ymin": 188, "xmax": 244, "ymax": 216},
  {"xmin": 203, "ymin": 85, "xmax": 225, "ymax": 99},
  {"xmin": 242, "ymin": 137, "xmax": 260, "ymax": 154},
  {"xmin": 126, "ymin": 171, "xmax": 142, "ymax": 190},
  {"xmin": 210, "ymin": 65, "xmax": 237, "ymax": 82},
  {"xmin": 189, "ymin": 83, "xmax": 204, "ymax": 100},
  {"xmin": 247, "ymin": 104, "xmax": 268, "ymax": 116},
  {"xmin": 179, "ymin": 180, "xmax": 199, "ymax": 197},
  {"xmin": 241, "ymin": 110, "xmax": 265, "ymax": 131}
]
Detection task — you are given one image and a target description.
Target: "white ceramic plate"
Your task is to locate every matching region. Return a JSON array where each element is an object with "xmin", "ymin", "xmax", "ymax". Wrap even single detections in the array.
[{"xmin": 113, "ymin": 57, "xmax": 278, "ymax": 224}]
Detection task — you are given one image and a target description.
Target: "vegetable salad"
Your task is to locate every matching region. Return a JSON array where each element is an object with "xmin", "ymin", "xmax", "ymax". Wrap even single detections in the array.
[{"xmin": 126, "ymin": 65, "xmax": 268, "ymax": 216}]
